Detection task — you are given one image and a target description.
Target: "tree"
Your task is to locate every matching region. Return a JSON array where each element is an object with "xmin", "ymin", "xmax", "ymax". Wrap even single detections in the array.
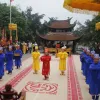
[
  {"xmin": 0, "ymin": 3, "xmax": 58, "ymax": 43},
  {"xmin": 74, "ymin": 15, "xmax": 100, "ymax": 48},
  {"xmin": 23, "ymin": 7, "xmax": 45, "ymax": 41},
  {"xmin": 0, "ymin": 3, "xmax": 26, "ymax": 42},
  {"xmin": 38, "ymin": 17, "xmax": 58, "ymax": 35}
]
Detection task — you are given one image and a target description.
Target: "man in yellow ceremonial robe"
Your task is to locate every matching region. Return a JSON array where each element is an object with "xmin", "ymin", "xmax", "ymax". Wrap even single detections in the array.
[
  {"xmin": 22, "ymin": 42, "xmax": 27, "ymax": 54},
  {"xmin": 57, "ymin": 47, "xmax": 68, "ymax": 75},
  {"xmin": 32, "ymin": 46, "xmax": 40, "ymax": 74}
]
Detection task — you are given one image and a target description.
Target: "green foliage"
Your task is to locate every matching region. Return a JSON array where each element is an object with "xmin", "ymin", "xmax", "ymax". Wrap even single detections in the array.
[
  {"xmin": 0, "ymin": 3, "xmax": 58, "ymax": 43},
  {"xmin": 74, "ymin": 15, "xmax": 100, "ymax": 47},
  {"xmin": 39, "ymin": 17, "xmax": 57, "ymax": 35},
  {"xmin": 0, "ymin": 3, "xmax": 26, "ymax": 42},
  {"xmin": 0, "ymin": 3, "xmax": 10, "ymax": 28},
  {"xmin": 0, "ymin": 3, "xmax": 56, "ymax": 43}
]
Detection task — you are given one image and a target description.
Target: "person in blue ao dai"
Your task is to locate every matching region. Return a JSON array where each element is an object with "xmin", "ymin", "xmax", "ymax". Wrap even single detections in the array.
[
  {"xmin": 0, "ymin": 47, "xmax": 5, "ymax": 80},
  {"xmin": 14, "ymin": 45, "xmax": 22, "ymax": 69},
  {"xmin": 83, "ymin": 49, "xmax": 91, "ymax": 77},
  {"xmin": 80, "ymin": 48, "xmax": 87, "ymax": 71},
  {"xmin": 5, "ymin": 46, "xmax": 13, "ymax": 74},
  {"xmin": 85, "ymin": 50, "xmax": 95, "ymax": 84},
  {"xmin": 89, "ymin": 54, "xmax": 100, "ymax": 100}
]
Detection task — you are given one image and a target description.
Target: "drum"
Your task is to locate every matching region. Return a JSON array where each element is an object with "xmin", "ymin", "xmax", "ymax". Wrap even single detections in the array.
[{"xmin": 14, "ymin": 53, "xmax": 20, "ymax": 56}]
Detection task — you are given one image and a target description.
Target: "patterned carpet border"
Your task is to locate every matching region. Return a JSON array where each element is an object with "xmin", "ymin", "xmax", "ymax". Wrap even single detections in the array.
[
  {"xmin": 0, "ymin": 65, "xmax": 32, "ymax": 91},
  {"xmin": 67, "ymin": 56, "xmax": 83, "ymax": 100}
]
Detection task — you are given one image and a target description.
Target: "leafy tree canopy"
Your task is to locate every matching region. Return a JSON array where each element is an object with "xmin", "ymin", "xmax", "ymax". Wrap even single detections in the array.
[
  {"xmin": 74, "ymin": 15, "xmax": 100, "ymax": 48},
  {"xmin": 0, "ymin": 3, "xmax": 57, "ymax": 42}
]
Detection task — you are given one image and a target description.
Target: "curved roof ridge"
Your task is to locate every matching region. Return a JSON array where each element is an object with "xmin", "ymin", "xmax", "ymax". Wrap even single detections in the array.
[
  {"xmin": 53, "ymin": 20, "xmax": 68, "ymax": 21},
  {"xmin": 37, "ymin": 32, "xmax": 80, "ymax": 41},
  {"xmin": 49, "ymin": 19, "xmax": 75, "ymax": 29}
]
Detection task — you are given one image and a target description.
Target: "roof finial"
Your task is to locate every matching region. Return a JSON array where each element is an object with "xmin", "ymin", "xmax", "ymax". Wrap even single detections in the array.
[{"xmin": 67, "ymin": 17, "xmax": 73, "ymax": 23}]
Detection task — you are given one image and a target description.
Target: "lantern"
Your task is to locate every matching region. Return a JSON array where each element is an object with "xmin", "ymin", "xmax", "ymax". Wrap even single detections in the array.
[
  {"xmin": 63, "ymin": 0, "xmax": 100, "ymax": 15},
  {"xmin": 96, "ymin": 22, "xmax": 100, "ymax": 30}
]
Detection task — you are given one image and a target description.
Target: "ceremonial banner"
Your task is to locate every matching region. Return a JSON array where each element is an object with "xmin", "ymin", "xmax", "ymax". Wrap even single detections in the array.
[
  {"xmin": 1, "ymin": 28, "xmax": 7, "ymax": 46},
  {"xmin": 63, "ymin": 0, "xmax": 100, "ymax": 15},
  {"xmin": 9, "ymin": 23, "xmax": 17, "ymax": 30}
]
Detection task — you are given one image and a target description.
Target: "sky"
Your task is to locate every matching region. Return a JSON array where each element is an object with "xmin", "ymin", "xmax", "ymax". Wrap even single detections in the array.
[{"xmin": 0, "ymin": 0, "xmax": 93, "ymax": 27}]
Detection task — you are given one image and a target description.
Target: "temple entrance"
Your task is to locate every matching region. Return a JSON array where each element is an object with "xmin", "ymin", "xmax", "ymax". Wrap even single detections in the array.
[{"xmin": 37, "ymin": 19, "xmax": 80, "ymax": 54}]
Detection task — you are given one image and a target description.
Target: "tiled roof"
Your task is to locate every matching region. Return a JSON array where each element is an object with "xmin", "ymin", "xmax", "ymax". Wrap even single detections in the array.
[
  {"xmin": 38, "ymin": 32, "xmax": 80, "ymax": 41},
  {"xmin": 49, "ymin": 20, "xmax": 73, "ymax": 29}
]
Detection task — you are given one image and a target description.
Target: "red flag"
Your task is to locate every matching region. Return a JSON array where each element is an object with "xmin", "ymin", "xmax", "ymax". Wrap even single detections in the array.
[{"xmin": 10, "ymin": 0, "xmax": 14, "ymax": 2}]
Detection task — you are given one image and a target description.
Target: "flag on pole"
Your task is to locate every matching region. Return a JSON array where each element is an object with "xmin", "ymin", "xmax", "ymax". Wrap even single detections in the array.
[
  {"xmin": 2, "ymin": 28, "xmax": 5, "ymax": 40},
  {"xmin": 10, "ymin": 0, "xmax": 14, "ymax": 2}
]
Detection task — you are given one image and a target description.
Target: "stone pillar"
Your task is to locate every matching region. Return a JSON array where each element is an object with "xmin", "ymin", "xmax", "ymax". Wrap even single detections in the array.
[{"xmin": 72, "ymin": 41, "xmax": 76, "ymax": 53}]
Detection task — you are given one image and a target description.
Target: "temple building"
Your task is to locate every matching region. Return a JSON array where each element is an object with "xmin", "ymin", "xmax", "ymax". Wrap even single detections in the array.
[{"xmin": 37, "ymin": 19, "xmax": 80, "ymax": 53}]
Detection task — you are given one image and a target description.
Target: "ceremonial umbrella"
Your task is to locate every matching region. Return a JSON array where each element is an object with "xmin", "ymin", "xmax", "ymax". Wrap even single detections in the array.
[{"xmin": 63, "ymin": 0, "xmax": 100, "ymax": 15}]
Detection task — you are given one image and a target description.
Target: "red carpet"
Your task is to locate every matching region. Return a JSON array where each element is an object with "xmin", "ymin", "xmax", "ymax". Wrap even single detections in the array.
[
  {"xmin": 67, "ymin": 56, "xmax": 83, "ymax": 100},
  {"xmin": 0, "ymin": 65, "xmax": 32, "ymax": 91}
]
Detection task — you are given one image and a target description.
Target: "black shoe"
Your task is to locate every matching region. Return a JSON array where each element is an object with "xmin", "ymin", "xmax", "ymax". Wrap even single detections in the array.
[
  {"xmin": 92, "ymin": 95, "xmax": 95, "ymax": 100},
  {"xmin": 95, "ymin": 95, "xmax": 99, "ymax": 100},
  {"xmin": 9, "ymin": 71, "xmax": 12, "ymax": 74},
  {"xmin": 0, "ymin": 77, "xmax": 2, "ymax": 79},
  {"xmin": 17, "ymin": 66, "xmax": 20, "ymax": 69},
  {"xmin": 7, "ymin": 72, "xmax": 10, "ymax": 74}
]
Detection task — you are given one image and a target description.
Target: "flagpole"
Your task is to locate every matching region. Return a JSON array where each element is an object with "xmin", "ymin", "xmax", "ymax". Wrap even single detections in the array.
[
  {"xmin": 10, "ymin": 0, "xmax": 11, "ymax": 23},
  {"xmin": 10, "ymin": 0, "xmax": 12, "ymax": 43},
  {"xmin": 15, "ymin": 24, "xmax": 18, "ymax": 42}
]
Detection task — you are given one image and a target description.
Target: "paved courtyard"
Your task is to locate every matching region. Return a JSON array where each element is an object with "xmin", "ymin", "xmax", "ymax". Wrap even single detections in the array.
[{"xmin": 0, "ymin": 54, "xmax": 92, "ymax": 100}]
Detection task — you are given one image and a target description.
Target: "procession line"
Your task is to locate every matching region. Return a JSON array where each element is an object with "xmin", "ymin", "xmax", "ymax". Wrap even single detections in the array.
[
  {"xmin": 0, "ymin": 64, "xmax": 32, "ymax": 91},
  {"xmin": 67, "ymin": 56, "xmax": 83, "ymax": 100},
  {"xmin": 4, "ymin": 56, "xmax": 32, "ymax": 72},
  {"xmin": 0, "ymin": 56, "xmax": 32, "ymax": 87}
]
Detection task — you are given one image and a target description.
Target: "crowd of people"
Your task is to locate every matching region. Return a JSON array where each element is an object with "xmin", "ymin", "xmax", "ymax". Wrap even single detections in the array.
[
  {"xmin": 1, "ymin": 41, "xmax": 100, "ymax": 99},
  {"xmin": 32, "ymin": 46, "xmax": 68, "ymax": 80},
  {"xmin": 0, "ymin": 45, "xmax": 23, "ymax": 80},
  {"xmin": 0, "ymin": 40, "xmax": 38, "ymax": 78},
  {"xmin": 0, "ymin": 40, "xmax": 69, "ymax": 81},
  {"xmin": 0, "ymin": 41, "xmax": 69, "ymax": 81},
  {"xmin": 0, "ymin": 44, "xmax": 24, "ymax": 99},
  {"xmin": 80, "ymin": 48, "xmax": 100, "ymax": 100},
  {"xmin": 0, "ymin": 41, "xmax": 37, "ymax": 55},
  {"xmin": 0, "ymin": 43, "xmax": 68, "ymax": 99}
]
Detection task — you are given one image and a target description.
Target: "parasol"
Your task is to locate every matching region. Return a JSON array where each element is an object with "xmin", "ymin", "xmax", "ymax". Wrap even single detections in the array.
[{"xmin": 63, "ymin": 0, "xmax": 100, "ymax": 15}]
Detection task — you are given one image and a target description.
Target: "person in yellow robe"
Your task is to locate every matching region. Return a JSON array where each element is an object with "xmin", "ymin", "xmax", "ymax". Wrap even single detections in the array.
[
  {"xmin": 32, "ymin": 46, "xmax": 40, "ymax": 74},
  {"xmin": 22, "ymin": 42, "xmax": 27, "ymax": 54},
  {"xmin": 57, "ymin": 47, "xmax": 68, "ymax": 75}
]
